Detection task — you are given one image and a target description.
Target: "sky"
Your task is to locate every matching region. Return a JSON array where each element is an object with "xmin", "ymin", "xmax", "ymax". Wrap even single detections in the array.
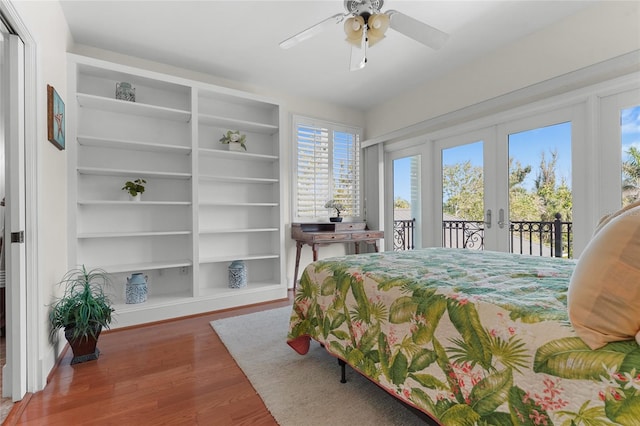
[{"xmin": 394, "ymin": 105, "xmax": 640, "ymax": 202}]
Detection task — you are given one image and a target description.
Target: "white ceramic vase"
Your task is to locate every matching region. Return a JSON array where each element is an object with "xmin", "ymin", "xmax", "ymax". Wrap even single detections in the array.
[{"xmin": 228, "ymin": 142, "xmax": 244, "ymax": 152}]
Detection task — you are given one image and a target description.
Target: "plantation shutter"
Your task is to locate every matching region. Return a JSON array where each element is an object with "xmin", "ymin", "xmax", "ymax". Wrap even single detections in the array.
[
  {"xmin": 294, "ymin": 116, "xmax": 362, "ymax": 220},
  {"xmin": 333, "ymin": 130, "xmax": 360, "ymax": 217},
  {"xmin": 296, "ymin": 122, "xmax": 330, "ymax": 218}
]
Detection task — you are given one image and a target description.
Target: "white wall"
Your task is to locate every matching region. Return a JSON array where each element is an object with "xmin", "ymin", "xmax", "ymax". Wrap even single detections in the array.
[
  {"xmin": 365, "ymin": 1, "xmax": 640, "ymax": 139},
  {"xmin": 9, "ymin": 0, "xmax": 72, "ymax": 390}
]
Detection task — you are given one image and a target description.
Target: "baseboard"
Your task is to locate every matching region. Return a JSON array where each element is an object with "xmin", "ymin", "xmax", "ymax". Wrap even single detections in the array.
[{"xmin": 46, "ymin": 344, "xmax": 70, "ymax": 384}]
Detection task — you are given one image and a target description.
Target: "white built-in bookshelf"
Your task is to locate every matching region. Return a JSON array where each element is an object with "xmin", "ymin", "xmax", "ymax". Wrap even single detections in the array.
[{"xmin": 67, "ymin": 54, "xmax": 286, "ymax": 327}]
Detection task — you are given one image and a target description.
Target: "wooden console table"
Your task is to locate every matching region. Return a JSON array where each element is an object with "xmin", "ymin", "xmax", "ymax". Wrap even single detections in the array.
[{"xmin": 291, "ymin": 222, "xmax": 384, "ymax": 290}]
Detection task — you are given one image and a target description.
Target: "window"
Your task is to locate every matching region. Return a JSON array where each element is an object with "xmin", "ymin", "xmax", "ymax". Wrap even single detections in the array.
[{"xmin": 294, "ymin": 115, "xmax": 362, "ymax": 220}]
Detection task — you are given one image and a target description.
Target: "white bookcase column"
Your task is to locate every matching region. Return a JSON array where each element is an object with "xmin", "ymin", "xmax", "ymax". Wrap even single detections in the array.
[{"xmin": 67, "ymin": 54, "xmax": 286, "ymax": 327}]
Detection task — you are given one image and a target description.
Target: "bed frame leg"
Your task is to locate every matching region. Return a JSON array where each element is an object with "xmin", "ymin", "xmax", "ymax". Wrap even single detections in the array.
[{"xmin": 338, "ymin": 359, "xmax": 347, "ymax": 383}]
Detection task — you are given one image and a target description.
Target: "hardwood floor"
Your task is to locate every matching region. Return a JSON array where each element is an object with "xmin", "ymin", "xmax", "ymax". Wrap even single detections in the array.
[{"xmin": 8, "ymin": 296, "xmax": 293, "ymax": 425}]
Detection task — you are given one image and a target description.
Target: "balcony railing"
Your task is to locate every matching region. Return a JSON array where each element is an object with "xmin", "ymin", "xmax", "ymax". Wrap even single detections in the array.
[
  {"xmin": 393, "ymin": 219, "xmax": 415, "ymax": 251},
  {"xmin": 442, "ymin": 213, "xmax": 572, "ymax": 258},
  {"xmin": 394, "ymin": 214, "xmax": 573, "ymax": 258}
]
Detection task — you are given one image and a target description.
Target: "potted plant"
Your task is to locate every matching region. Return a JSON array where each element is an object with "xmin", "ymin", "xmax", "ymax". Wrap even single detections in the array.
[
  {"xmin": 219, "ymin": 130, "xmax": 247, "ymax": 151},
  {"xmin": 122, "ymin": 178, "xmax": 146, "ymax": 201},
  {"xmin": 325, "ymin": 199, "xmax": 344, "ymax": 222},
  {"xmin": 49, "ymin": 265, "xmax": 115, "ymax": 365}
]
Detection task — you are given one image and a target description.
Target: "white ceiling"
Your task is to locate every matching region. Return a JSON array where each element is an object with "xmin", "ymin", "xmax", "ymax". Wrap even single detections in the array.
[{"xmin": 59, "ymin": 0, "xmax": 598, "ymax": 111}]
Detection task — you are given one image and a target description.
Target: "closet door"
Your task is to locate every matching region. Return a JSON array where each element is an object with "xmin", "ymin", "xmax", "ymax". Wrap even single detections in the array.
[{"xmin": 1, "ymin": 31, "xmax": 27, "ymax": 400}]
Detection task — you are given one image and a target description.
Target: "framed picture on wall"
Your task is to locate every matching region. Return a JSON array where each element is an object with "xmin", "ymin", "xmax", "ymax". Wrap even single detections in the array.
[{"xmin": 47, "ymin": 84, "xmax": 65, "ymax": 150}]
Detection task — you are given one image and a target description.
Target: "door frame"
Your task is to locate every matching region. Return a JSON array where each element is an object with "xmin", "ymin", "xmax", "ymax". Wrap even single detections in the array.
[
  {"xmin": 0, "ymin": 0, "xmax": 38, "ymax": 399},
  {"xmin": 384, "ymin": 140, "xmax": 431, "ymax": 251},
  {"xmin": 497, "ymin": 104, "xmax": 583, "ymax": 255},
  {"xmin": 433, "ymin": 127, "xmax": 499, "ymax": 250},
  {"xmin": 598, "ymin": 89, "xmax": 640, "ymax": 217}
]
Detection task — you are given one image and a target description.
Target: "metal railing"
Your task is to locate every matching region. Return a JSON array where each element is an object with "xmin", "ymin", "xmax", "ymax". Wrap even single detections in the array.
[
  {"xmin": 393, "ymin": 219, "xmax": 415, "ymax": 251},
  {"xmin": 510, "ymin": 213, "xmax": 573, "ymax": 258},
  {"xmin": 393, "ymin": 214, "xmax": 573, "ymax": 257},
  {"xmin": 442, "ymin": 219, "xmax": 485, "ymax": 251},
  {"xmin": 441, "ymin": 213, "xmax": 573, "ymax": 258}
]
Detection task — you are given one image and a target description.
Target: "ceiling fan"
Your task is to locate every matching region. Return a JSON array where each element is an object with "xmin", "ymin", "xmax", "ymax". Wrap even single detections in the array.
[{"xmin": 279, "ymin": 0, "xmax": 449, "ymax": 71}]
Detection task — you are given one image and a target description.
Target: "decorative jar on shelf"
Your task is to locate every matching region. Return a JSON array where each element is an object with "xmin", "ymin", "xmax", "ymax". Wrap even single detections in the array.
[
  {"xmin": 228, "ymin": 142, "xmax": 244, "ymax": 152},
  {"xmin": 125, "ymin": 272, "xmax": 147, "ymax": 304},
  {"xmin": 228, "ymin": 260, "xmax": 247, "ymax": 289},
  {"xmin": 116, "ymin": 82, "xmax": 136, "ymax": 102}
]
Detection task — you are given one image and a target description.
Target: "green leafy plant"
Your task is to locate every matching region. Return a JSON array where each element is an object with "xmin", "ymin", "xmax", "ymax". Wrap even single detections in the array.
[
  {"xmin": 121, "ymin": 178, "xmax": 146, "ymax": 197},
  {"xmin": 219, "ymin": 130, "xmax": 247, "ymax": 150},
  {"xmin": 49, "ymin": 265, "xmax": 114, "ymax": 342}
]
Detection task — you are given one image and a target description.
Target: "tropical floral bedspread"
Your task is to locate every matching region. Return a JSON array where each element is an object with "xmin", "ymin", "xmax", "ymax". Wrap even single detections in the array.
[{"xmin": 287, "ymin": 248, "xmax": 640, "ymax": 426}]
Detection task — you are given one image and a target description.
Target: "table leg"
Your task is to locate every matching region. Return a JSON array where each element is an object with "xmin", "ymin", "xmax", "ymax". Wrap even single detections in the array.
[
  {"xmin": 312, "ymin": 243, "xmax": 319, "ymax": 261},
  {"xmin": 293, "ymin": 241, "xmax": 303, "ymax": 291},
  {"xmin": 354, "ymin": 242, "xmax": 360, "ymax": 254}
]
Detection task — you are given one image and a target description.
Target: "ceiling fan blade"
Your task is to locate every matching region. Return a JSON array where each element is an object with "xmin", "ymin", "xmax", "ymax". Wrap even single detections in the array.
[
  {"xmin": 386, "ymin": 10, "xmax": 449, "ymax": 50},
  {"xmin": 280, "ymin": 13, "xmax": 348, "ymax": 49},
  {"xmin": 349, "ymin": 27, "xmax": 367, "ymax": 71}
]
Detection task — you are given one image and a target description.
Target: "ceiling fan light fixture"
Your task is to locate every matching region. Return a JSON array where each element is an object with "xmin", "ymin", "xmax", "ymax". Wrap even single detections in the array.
[
  {"xmin": 344, "ymin": 15, "xmax": 365, "ymax": 46},
  {"xmin": 367, "ymin": 13, "xmax": 389, "ymax": 46},
  {"xmin": 280, "ymin": 0, "xmax": 449, "ymax": 70}
]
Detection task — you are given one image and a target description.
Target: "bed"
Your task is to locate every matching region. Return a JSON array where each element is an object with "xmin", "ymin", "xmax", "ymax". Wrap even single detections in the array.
[{"xmin": 287, "ymin": 248, "xmax": 640, "ymax": 426}]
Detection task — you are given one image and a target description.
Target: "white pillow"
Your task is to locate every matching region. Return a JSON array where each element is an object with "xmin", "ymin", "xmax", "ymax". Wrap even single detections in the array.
[{"xmin": 567, "ymin": 204, "xmax": 640, "ymax": 349}]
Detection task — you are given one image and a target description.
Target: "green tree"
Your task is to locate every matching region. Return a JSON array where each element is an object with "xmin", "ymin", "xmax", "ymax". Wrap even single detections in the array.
[
  {"xmin": 622, "ymin": 145, "xmax": 640, "ymax": 206},
  {"xmin": 394, "ymin": 197, "xmax": 410, "ymax": 208},
  {"xmin": 442, "ymin": 152, "xmax": 572, "ymax": 223},
  {"xmin": 442, "ymin": 161, "xmax": 483, "ymax": 221},
  {"xmin": 509, "ymin": 159, "xmax": 540, "ymax": 221},
  {"xmin": 509, "ymin": 158, "xmax": 531, "ymax": 189},
  {"xmin": 534, "ymin": 150, "xmax": 572, "ymax": 222}
]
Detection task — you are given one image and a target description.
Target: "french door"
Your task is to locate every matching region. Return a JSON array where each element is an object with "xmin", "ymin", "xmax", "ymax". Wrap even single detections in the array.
[
  {"xmin": 385, "ymin": 145, "xmax": 428, "ymax": 251},
  {"xmin": 434, "ymin": 107, "xmax": 575, "ymax": 255},
  {"xmin": 435, "ymin": 128, "xmax": 504, "ymax": 251}
]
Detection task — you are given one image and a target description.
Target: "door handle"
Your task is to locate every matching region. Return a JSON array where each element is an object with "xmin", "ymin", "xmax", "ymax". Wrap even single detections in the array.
[
  {"xmin": 498, "ymin": 208, "xmax": 505, "ymax": 229},
  {"xmin": 484, "ymin": 209, "xmax": 492, "ymax": 229},
  {"xmin": 11, "ymin": 231, "xmax": 24, "ymax": 243}
]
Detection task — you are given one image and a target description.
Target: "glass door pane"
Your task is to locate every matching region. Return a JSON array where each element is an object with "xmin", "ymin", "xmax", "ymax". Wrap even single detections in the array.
[
  {"xmin": 441, "ymin": 141, "xmax": 485, "ymax": 250},
  {"xmin": 622, "ymin": 105, "xmax": 640, "ymax": 206},
  {"xmin": 508, "ymin": 122, "xmax": 572, "ymax": 257},
  {"xmin": 393, "ymin": 155, "xmax": 420, "ymax": 250}
]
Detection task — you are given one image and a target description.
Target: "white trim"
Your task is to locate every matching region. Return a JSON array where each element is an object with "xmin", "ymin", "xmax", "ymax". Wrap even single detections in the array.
[
  {"xmin": 364, "ymin": 51, "xmax": 640, "ymax": 148},
  {"xmin": 381, "ymin": 70, "xmax": 640, "ymax": 154}
]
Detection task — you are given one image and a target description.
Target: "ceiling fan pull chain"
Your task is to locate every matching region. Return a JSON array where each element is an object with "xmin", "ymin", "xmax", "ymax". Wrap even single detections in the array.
[
  {"xmin": 350, "ymin": 25, "xmax": 367, "ymax": 71},
  {"xmin": 363, "ymin": 26, "xmax": 368, "ymax": 66}
]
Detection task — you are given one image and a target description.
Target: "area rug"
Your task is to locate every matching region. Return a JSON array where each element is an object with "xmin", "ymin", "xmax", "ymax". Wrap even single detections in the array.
[{"xmin": 211, "ymin": 306, "xmax": 430, "ymax": 426}]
